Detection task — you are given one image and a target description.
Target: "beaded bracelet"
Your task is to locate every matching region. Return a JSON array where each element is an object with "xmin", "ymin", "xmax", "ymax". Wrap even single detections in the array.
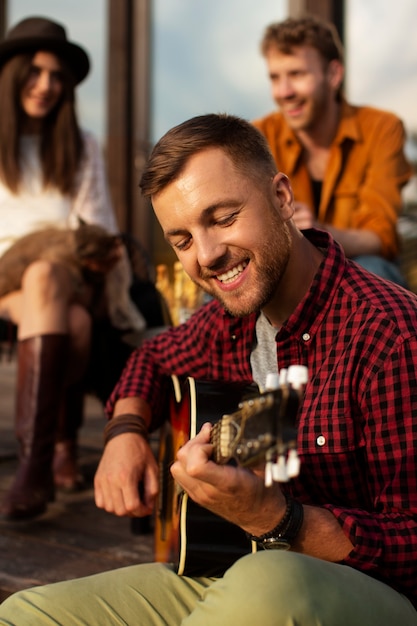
[
  {"xmin": 103, "ymin": 413, "xmax": 149, "ymax": 446},
  {"xmin": 247, "ymin": 494, "xmax": 304, "ymax": 549}
]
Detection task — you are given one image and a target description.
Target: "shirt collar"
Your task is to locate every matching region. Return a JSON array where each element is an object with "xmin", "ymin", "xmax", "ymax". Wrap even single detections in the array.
[
  {"xmin": 218, "ymin": 229, "xmax": 347, "ymax": 344},
  {"xmin": 333, "ymin": 99, "xmax": 362, "ymax": 145},
  {"xmin": 280, "ymin": 229, "xmax": 347, "ymax": 340},
  {"xmin": 280, "ymin": 99, "xmax": 362, "ymax": 174}
]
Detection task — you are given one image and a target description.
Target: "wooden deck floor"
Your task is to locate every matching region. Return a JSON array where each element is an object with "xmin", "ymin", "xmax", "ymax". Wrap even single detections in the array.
[{"xmin": 0, "ymin": 359, "xmax": 154, "ymax": 603}]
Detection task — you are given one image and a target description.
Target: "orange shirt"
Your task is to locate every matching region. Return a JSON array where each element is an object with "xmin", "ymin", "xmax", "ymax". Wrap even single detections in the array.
[{"xmin": 253, "ymin": 101, "xmax": 412, "ymax": 259}]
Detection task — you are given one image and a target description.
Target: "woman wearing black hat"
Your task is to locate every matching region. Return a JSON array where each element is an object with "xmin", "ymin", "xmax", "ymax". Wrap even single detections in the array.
[{"xmin": 0, "ymin": 16, "xmax": 143, "ymax": 521}]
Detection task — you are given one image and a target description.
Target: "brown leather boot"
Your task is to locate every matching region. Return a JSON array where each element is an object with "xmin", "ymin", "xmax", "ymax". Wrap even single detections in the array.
[
  {"xmin": 0, "ymin": 333, "xmax": 69, "ymax": 521},
  {"xmin": 53, "ymin": 381, "xmax": 85, "ymax": 492}
]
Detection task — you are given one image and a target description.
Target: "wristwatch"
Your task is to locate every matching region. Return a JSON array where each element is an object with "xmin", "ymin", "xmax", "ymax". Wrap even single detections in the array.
[{"xmin": 247, "ymin": 495, "xmax": 304, "ymax": 550}]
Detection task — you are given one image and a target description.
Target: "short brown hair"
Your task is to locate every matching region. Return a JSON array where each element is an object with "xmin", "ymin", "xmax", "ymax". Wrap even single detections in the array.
[
  {"xmin": 261, "ymin": 15, "xmax": 344, "ymax": 66},
  {"xmin": 140, "ymin": 113, "xmax": 278, "ymax": 198}
]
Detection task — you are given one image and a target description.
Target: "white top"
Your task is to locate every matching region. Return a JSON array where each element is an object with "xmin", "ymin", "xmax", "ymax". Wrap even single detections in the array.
[
  {"xmin": 0, "ymin": 130, "xmax": 117, "ymax": 257},
  {"xmin": 0, "ymin": 130, "xmax": 147, "ymax": 335}
]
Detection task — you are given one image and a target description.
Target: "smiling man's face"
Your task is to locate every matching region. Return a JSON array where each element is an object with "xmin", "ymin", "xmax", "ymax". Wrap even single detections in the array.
[
  {"xmin": 152, "ymin": 147, "xmax": 294, "ymax": 317},
  {"xmin": 265, "ymin": 45, "xmax": 340, "ymax": 133}
]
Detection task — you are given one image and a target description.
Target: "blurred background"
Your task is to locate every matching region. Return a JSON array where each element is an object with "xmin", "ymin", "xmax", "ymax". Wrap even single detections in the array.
[{"xmin": 2, "ymin": 0, "xmax": 417, "ymax": 280}]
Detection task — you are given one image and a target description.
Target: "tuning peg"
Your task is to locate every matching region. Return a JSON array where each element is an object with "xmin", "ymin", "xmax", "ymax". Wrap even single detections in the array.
[
  {"xmin": 265, "ymin": 460, "xmax": 274, "ymax": 487},
  {"xmin": 278, "ymin": 368, "xmax": 288, "ymax": 387},
  {"xmin": 286, "ymin": 449, "xmax": 301, "ymax": 478},
  {"xmin": 265, "ymin": 372, "xmax": 280, "ymax": 391},
  {"xmin": 272, "ymin": 455, "xmax": 289, "ymax": 482},
  {"xmin": 287, "ymin": 365, "xmax": 308, "ymax": 389}
]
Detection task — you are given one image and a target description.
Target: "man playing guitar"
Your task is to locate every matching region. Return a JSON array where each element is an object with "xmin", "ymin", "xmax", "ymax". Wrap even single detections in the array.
[{"xmin": 2, "ymin": 114, "xmax": 417, "ymax": 626}]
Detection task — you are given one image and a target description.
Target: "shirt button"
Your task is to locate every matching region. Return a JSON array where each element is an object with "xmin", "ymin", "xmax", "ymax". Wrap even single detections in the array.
[
  {"xmin": 316, "ymin": 435, "xmax": 326, "ymax": 447},
  {"xmin": 302, "ymin": 333, "xmax": 311, "ymax": 342}
]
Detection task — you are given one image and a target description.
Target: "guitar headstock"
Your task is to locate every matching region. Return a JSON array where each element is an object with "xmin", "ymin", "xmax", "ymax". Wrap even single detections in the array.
[{"xmin": 210, "ymin": 365, "xmax": 308, "ymax": 485}]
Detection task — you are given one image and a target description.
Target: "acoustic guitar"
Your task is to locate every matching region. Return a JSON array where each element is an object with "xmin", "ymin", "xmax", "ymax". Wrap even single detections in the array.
[{"xmin": 155, "ymin": 367, "xmax": 307, "ymax": 577}]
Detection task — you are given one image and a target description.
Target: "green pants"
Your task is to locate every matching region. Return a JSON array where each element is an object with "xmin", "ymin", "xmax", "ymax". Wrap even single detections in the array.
[{"xmin": 0, "ymin": 551, "xmax": 416, "ymax": 625}]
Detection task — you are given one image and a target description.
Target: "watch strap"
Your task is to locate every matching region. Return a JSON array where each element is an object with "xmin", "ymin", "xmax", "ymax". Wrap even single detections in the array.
[{"xmin": 247, "ymin": 494, "xmax": 304, "ymax": 550}]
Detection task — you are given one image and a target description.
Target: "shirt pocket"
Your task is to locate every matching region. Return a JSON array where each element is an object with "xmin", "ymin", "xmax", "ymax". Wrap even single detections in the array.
[
  {"xmin": 297, "ymin": 409, "xmax": 365, "ymax": 456},
  {"xmin": 295, "ymin": 411, "xmax": 369, "ymax": 506}
]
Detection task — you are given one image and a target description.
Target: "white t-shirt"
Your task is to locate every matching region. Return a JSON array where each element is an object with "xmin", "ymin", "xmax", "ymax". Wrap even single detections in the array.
[{"xmin": 250, "ymin": 312, "xmax": 279, "ymax": 391}]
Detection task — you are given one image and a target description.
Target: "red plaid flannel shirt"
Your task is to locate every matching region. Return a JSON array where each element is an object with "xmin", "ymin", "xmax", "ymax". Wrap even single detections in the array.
[{"xmin": 106, "ymin": 230, "xmax": 417, "ymax": 606}]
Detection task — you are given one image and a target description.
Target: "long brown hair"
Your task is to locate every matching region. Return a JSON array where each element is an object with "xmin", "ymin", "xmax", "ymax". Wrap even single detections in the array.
[{"xmin": 0, "ymin": 52, "xmax": 84, "ymax": 195}]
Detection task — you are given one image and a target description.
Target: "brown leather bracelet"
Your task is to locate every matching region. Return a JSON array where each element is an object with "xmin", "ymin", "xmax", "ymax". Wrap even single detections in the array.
[{"xmin": 103, "ymin": 413, "xmax": 149, "ymax": 446}]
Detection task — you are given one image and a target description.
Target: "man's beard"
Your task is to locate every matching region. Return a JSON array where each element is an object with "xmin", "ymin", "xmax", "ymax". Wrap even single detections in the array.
[{"xmin": 198, "ymin": 222, "xmax": 292, "ymax": 318}]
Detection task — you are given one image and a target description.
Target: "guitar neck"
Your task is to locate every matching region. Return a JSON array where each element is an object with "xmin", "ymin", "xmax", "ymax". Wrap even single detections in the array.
[{"xmin": 210, "ymin": 379, "xmax": 304, "ymax": 474}]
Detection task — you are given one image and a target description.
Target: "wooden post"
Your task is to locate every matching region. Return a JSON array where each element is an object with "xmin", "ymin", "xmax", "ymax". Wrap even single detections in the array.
[
  {"xmin": 131, "ymin": 0, "xmax": 153, "ymax": 249},
  {"xmin": 106, "ymin": 0, "xmax": 152, "ymax": 252},
  {"xmin": 0, "ymin": 1, "xmax": 7, "ymax": 37},
  {"xmin": 287, "ymin": 0, "xmax": 344, "ymax": 42}
]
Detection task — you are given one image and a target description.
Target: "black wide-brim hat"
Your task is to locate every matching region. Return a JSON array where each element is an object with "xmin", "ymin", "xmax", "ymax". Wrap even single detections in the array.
[{"xmin": 0, "ymin": 16, "xmax": 90, "ymax": 84}]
